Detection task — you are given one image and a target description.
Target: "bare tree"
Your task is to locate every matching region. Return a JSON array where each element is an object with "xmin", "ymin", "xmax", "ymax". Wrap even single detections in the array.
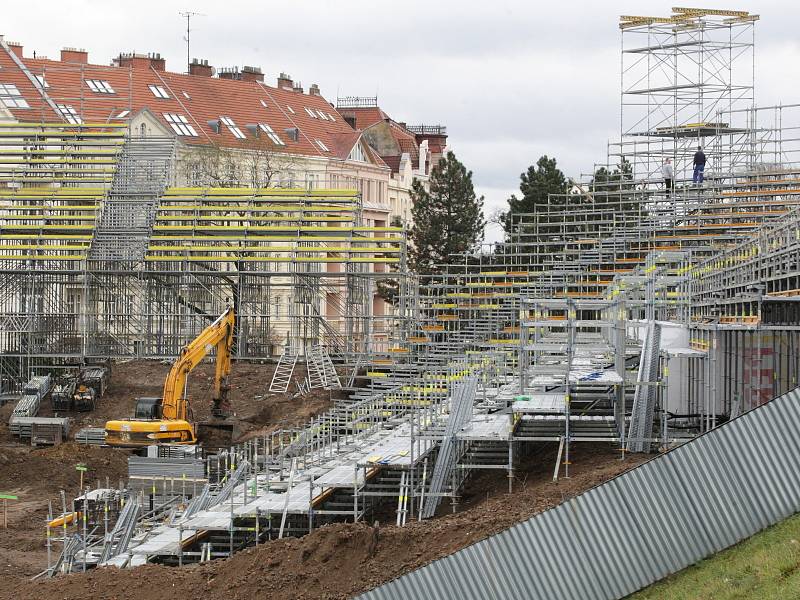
[{"xmin": 181, "ymin": 137, "xmax": 301, "ymax": 188}]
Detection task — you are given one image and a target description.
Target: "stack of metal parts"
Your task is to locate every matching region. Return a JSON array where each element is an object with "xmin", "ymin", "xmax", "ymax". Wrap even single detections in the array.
[
  {"xmin": 420, "ymin": 376, "xmax": 478, "ymax": 519},
  {"xmin": 8, "ymin": 374, "xmax": 52, "ymax": 433},
  {"xmin": 127, "ymin": 455, "xmax": 207, "ymax": 493},
  {"xmin": 9, "ymin": 374, "xmax": 63, "ymax": 439},
  {"xmin": 75, "ymin": 427, "xmax": 108, "ymax": 445}
]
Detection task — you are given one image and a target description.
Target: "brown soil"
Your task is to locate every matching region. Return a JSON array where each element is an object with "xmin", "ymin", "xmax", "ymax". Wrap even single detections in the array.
[
  {"xmin": 0, "ymin": 359, "xmax": 335, "ymax": 580},
  {"xmin": 1, "ymin": 443, "xmax": 649, "ymax": 599}
]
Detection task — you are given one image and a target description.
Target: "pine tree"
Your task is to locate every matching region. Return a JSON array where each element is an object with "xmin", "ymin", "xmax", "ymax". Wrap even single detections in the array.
[
  {"xmin": 410, "ymin": 151, "xmax": 485, "ymax": 274},
  {"xmin": 501, "ymin": 155, "xmax": 568, "ymax": 236}
]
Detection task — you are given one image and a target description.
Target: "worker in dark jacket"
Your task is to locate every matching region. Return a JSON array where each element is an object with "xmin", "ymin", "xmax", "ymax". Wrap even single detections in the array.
[{"xmin": 693, "ymin": 146, "xmax": 706, "ymax": 184}]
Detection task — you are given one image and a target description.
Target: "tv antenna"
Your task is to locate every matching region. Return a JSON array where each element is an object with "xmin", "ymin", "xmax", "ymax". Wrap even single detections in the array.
[{"xmin": 180, "ymin": 11, "xmax": 206, "ymax": 74}]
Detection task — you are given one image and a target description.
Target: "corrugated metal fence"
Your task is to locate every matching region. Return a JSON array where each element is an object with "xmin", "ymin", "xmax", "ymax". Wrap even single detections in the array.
[{"xmin": 358, "ymin": 388, "xmax": 800, "ymax": 600}]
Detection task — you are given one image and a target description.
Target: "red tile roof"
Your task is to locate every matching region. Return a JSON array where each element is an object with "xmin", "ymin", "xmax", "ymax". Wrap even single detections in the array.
[
  {"xmin": 338, "ymin": 107, "xmax": 388, "ymax": 130},
  {"xmin": 0, "ymin": 43, "xmax": 380, "ymax": 164}
]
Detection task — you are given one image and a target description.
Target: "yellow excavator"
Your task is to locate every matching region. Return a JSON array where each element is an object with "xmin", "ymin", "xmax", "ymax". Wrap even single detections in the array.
[{"xmin": 104, "ymin": 307, "xmax": 235, "ymax": 447}]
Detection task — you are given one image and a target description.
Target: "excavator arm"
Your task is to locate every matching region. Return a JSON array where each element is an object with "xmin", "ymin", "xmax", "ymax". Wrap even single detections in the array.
[
  {"xmin": 161, "ymin": 307, "xmax": 235, "ymax": 420},
  {"xmin": 105, "ymin": 307, "xmax": 235, "ymax": 447}
]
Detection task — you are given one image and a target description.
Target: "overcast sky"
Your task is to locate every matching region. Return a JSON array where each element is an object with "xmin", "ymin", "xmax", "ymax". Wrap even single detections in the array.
[{"xmin": 4, "ymin": 1, "xmax": 798, "ymax": 241}]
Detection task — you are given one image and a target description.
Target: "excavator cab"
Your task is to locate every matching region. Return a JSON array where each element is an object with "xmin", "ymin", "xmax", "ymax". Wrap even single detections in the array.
[{"xmin": 134, "ymin": 397, "xmax": 163, "ymax": 419}]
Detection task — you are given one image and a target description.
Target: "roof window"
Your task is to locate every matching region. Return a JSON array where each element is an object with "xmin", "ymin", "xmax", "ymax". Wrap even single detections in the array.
[
  {"xmin": 86, "ymin": 79, "xmax": 115, "ymax": 94},
  {"xmin": 148, "ymin": 84, "xmax": 170, "ymax": 99},
  {"xmin": 220, "ymin": 116, "xmax": 246, "ymax": 139},
  {"xmin": 0, "ymin": 83, "xmax": 29, "ymax": 108},
  {"xmin": 304, "ymin": 107, "xmax": 318, "ymax": 118},
  {"xmin": 315, "ymin": 139, "xmax": 330, "ymax": 152},
  {"xmin": 259, "ymin": 123, "xmax": 285, "ymax": 146},
  {"xmin": 163, "ymin": 113, "xmax": 198, "ymax": 136},
  {"xmin": 56, "ymin": 104, "xmax": 82, "ymax": 124}
]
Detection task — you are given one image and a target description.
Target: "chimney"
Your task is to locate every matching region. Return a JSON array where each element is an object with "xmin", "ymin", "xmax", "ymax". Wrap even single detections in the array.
[
  {"xmin": 6, "ymin": 42, "xmax": 23, "ymax": 58},
  {"xmin": 218, "ymin": 67, "xmax": 241, "ymax": 81},
  {"xmin": 309, "ymin": 83, "xmax": 321, "ymax": 96},
  {"xmin": 189, "ymin": 58, "xmax": 213, "ymax": 77},
  {"xmin": 241, "ymin": 65, "xmax": 264, "ymax": 83},
  {"xmin": 116, "ymin": 52, "xmax": 165, "ymax": 71},
  {"xmin": 293, "ymin": 82, "xmax": 304, "ymax": 94},
  {"xmin": 277, "ymin": 72, "xmax": 293, "ymax": 89},
  {"xmin": 61, "ymin": 47, "xmax": 88, "ymax": 64}
]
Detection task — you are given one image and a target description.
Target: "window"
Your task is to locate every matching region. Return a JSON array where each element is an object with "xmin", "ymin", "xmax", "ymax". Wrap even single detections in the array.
[
  {"xmin": 182, "ymin": 91, "xmax": 191, "ymax": 99},
  {"xmin": 316, "ymin": 110, "xmax": 329, "ymax": 120},
  {"xmin": 327, "ymin": 112, "xmax": 336, "ymax": 122},
  {"xmin": 260, "ymin": 99, "xmax": 268, "ymax": 108},
  {"xmin": 315, "ymin": 139, "xmax": 330, "ymax": 152},
  {"xmin": 220, "ymin": 116, "xmax": 245, "ymax": 139},
  {"xmin": 148, "ymin": 84, "xmax": 170, "ymax": 99},
  {"xmin": 35, "ymin": 75, "xmax": 49, "ymax": 89},
  {"xmin": 0, "ymin": 83, "xmax": 29, "ymax": 108},
  {"xmin": 56, "ymin": 104, "xmax": 82, "ymax": 124},
  {"xmin": 85, "ymin": 79, "xmax": 115, "ymax": 94},
  {"xmin": 304, "ymin": 107, "xmax": 317, "ymax": 118},
  {"xmin": 116, "ymin": 110, "xmax": 131, "ymax": 119},
  {"xmin": 348, "ymin": 142, "xmax": 366, "ymax": 162},
  {"xmin": 163, "ymin": 113, "xmax": 198, "ymax": 136},
  {"xmin": 258, "ymin": 123, "xmax": 285, "ymax": 146},
  {"xmin": 286, "ymin": 105, "xmax": 295, "ymax": 114}
]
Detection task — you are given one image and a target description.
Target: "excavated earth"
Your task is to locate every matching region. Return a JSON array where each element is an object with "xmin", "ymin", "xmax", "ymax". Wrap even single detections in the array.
[
  {"xmin": 1, "ymin": 437, "xmax": 648, "ymax": 599},
  {"xmin": 0, "ymin": 360, "xmax": 334, "ymax": 580}
]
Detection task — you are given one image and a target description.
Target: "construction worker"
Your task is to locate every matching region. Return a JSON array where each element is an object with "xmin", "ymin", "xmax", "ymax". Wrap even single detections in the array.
[
  {"xmin": 693, "ymin": 146, "xmax": 706, "ymax": 184},
  {"xmin": 661, "ymin": 158, "xmax": 674, "ymax": 197}
]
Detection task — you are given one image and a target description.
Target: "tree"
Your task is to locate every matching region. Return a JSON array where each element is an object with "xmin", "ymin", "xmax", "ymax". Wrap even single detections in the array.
[
  {"xmin": 376, "ymin": 216, "xmax": 404, "ymax": 305},
  {"xmin": 583, "ymin": 157, "xmax": 634, "ymax": 236},
  {"xmin": 182, "ymin": 137, "xmax": 300, "ymax": 188},
  {"xmin": 409, "ymin": 151, "xmax": 485, "ymax": 274},
  {"xmin": 501, "ymin": 155, "xmax": 568, "ymax": 236}
]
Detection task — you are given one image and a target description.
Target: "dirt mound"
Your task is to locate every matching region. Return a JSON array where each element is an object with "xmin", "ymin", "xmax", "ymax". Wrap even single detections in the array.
[{"xmin": 2, "ymin": 444, "xmax": 648, "ymax": 600}]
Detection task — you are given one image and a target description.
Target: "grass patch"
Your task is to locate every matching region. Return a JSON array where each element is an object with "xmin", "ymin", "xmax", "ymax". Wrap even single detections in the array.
[{"xmin": 629, "ymin": 512, "xmax": 800, "ymax": 600}]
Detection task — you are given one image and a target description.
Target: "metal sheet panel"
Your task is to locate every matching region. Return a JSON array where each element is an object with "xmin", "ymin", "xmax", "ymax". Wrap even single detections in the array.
[{"xmin": 358, "ymin": 388, "xmax": 800, "ymax": 600}]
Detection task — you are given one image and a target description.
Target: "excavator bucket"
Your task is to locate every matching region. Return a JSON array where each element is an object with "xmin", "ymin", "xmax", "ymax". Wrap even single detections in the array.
[{"xmin": 196, "ymin": 419, "xmax": 237, "ymax": 450}]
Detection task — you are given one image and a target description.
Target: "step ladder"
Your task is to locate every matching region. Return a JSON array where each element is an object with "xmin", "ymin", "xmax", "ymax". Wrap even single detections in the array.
[
  {"xmin": 306, "ymin": 347, "xmax": 327, "ymax": 390},
  {"xmin": 319, "ymin": 346, "xmax": 342, "ymax": 390},
  {"xmin": 269, "ymin": 348, "xmax": 298, "ymax": 393},
  {"xmin": 307, "ymin": 345, "xmax": 341, "ymax": 390}
]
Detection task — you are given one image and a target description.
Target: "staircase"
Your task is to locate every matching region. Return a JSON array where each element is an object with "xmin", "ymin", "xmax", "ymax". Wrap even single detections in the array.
[
  {"xmin": 626, "ymin": 321, "xmax": 662, "ymax": 453},
  {"xmin": 420, "ymin": 376, "xmax": 477, "ymax": 519},
  {"xmin": 90, "ymin": 136, "xmax": 175, "ymax": 262}
]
